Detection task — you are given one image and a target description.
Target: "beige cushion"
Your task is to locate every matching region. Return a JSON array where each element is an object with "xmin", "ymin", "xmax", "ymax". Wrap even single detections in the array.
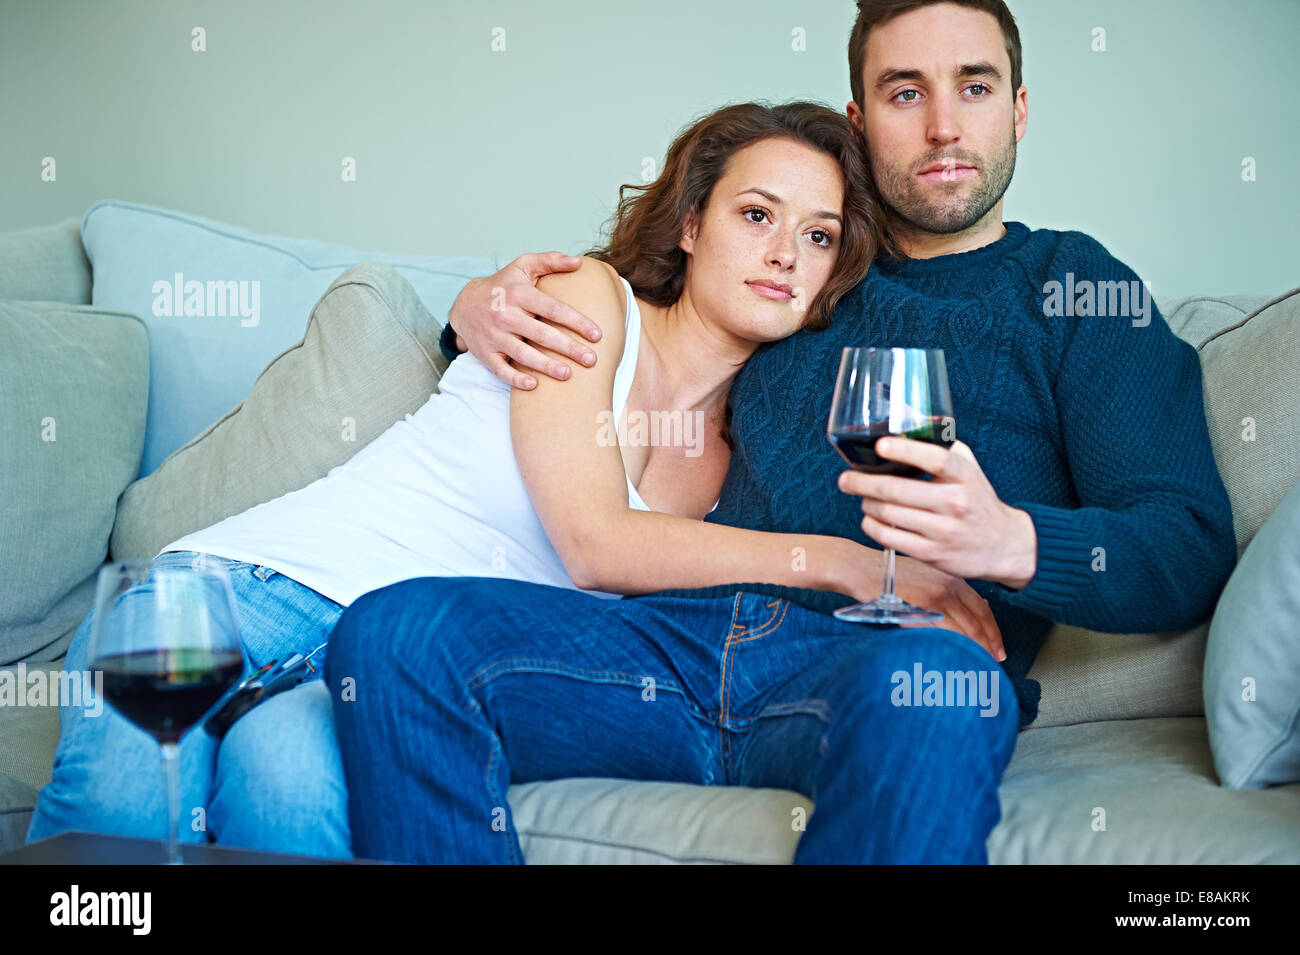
[
  {"xmin": 1197, "ymin": 285, "xmax": 1300, "ymax": 556},
  {"xmin": 109, "ymin": 261, "xmax": 450, "ymax": 560},
  {"xmin": 1159, "ymin": 293, "xmax": 1271, "ymax": 349}
]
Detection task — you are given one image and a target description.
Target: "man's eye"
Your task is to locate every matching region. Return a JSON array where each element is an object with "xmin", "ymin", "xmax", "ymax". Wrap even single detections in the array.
[
  {"xmin": 896, "ymin": 89, "xmax": 919, "ymax": 103},
  {"xmin": 967, "ymin": 83, "xmax": 989, "ymax": 96}
]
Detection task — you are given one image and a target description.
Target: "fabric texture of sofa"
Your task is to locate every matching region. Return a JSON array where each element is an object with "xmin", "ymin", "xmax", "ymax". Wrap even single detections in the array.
[{"xmin": 2, "ymin": 209, "xmax": 1298, "ymax": 863}]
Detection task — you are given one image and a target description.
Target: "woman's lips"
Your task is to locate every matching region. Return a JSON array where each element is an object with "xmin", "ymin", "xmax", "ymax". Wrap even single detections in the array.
[{"xmin": 746, "ymin": 281, "xmax": 793, "ymax": 301}]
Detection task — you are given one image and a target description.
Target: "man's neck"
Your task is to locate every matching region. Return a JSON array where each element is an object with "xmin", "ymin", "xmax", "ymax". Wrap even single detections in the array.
[{"xmin": 893, "ymin": 202, "xmax": 1008, "ymax": 260}]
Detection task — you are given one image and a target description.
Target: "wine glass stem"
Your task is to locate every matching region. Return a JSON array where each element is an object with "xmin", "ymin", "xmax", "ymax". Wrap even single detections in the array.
[
  {"xmin": 160, "ymin": 741, "xmax": 182, "ymax": 865},
  {"xmin": 881, "ymin": 546, "xmax": 898, "ymax": 600}
]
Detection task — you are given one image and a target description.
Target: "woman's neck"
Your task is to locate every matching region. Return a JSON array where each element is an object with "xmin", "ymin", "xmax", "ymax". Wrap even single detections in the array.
[{"xmin": 635, "ymin": 290, "xmax": 758, "ymax": 415}]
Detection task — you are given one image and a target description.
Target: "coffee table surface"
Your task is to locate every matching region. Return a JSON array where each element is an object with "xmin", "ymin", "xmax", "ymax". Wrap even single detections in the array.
[{"xmin": 1, "ymin": 831, "xmax": 377, "ymax": 865}]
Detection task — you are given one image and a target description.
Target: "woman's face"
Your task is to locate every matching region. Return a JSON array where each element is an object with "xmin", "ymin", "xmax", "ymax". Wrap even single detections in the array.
[{"xmin": 680, "ymin": 136, "xmax": 845, "ymax": 343}]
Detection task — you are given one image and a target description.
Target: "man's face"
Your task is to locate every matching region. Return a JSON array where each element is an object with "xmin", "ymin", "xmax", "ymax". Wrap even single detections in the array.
[{"xmin": 847, "ymin": 2, "xmax": 1027, "ymax": 237}]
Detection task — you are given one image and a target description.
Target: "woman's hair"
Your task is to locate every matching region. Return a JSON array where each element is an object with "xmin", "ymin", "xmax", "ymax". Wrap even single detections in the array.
[{"xmin": 589, "ymin": 100, "xmax": 895, "ymax": 332}]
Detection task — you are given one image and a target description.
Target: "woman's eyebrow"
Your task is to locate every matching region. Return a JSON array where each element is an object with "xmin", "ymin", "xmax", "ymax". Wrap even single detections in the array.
[{"xmin": 736, "ymin": 188, "xmax": 841, "ymax": 222}]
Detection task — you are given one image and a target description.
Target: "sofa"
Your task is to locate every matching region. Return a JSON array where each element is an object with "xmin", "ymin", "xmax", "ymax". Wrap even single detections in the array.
[{"xmin": 2, "ymin": 205, "xmax": 1298, "ymax": 863}]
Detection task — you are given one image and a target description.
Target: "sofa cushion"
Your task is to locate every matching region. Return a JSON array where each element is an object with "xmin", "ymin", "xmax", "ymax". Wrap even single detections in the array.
[
  {"xmin": 504, "ymin": 718, "xmax": 1300, "ymax": 863},
  {"xmin": 989, "ymin": 717, "xmax": 1300, "ymax": 863},
  {"xmin": 1027, "ymin": 623, "xmax": 1207, "ymax": 728},
  {"xmin": 110, "ymin": 262, "xmax": 452, "ymax": 561},
  {"xmin": 1160, "ymin": 293, "xmax": 1271, "ymax": 349},
  {"xmin": 1204, "ymin": 477, "xmax": 1300, "ymax": 788},
  {"xmin": 1197, "ymin": 285, "xmax": 1300, "ymax": 556},
  {"xmin": 81, "ymin": 199, "xmax": 494, "ymax": 476},
  {"xmin": 0, "ymin": 219, "xmax": 92, "ymax": 304},
  {"xmin": 0, "ymin": 303, "xmax": 148, "ymax": 664},
  {"xmin": 0, "ymin": 662, "xmax": 65, "ymax": 855}
]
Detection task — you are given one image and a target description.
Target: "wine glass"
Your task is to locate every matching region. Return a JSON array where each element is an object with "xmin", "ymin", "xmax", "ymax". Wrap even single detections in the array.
[
  {"xmin": 88, "ymin": 558, "xmax": 244, "ymax": 864},
  {"xmin": 827, "ymin": 347, "xmax": 955, "ymax": 623}
]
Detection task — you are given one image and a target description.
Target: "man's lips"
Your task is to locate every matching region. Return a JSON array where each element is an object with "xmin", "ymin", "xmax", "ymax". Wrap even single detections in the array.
[
  {"xmin": 746, "ymin": 280, "xmax": 793, "ymax": 301},
  {"xmin": 917, "ymin": 162, "xmax": 978, "ymax": 182}
]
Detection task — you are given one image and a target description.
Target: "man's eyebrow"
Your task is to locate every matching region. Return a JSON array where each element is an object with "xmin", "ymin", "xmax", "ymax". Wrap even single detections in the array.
[
  {"xmin": 874, "ymin": 61, "xmax": 1003, "ymax": 89},
  {"xmin": 737, "ymin": 188, "xmax": 841, "ymax": 223}
]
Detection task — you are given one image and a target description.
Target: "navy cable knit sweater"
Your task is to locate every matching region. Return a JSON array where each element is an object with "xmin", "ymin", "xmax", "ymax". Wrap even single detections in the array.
[{"xmin": 645, "ymin": 222, "xmax": 1237, "ymax": 726}]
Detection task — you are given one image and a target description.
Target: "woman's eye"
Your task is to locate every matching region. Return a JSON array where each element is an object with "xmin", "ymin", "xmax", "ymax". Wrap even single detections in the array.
[
  {"xmin": 744, "ymin": 208, "xmax": 768, "ymax": 223},
  {"xmin": 808, "ymin": 230, "xmax": 832, "ymax": 247}
]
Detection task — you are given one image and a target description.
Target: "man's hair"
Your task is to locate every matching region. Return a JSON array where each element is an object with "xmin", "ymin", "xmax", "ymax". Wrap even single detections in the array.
[{"xmin": 848, "ymin": 0, "xmax": 1023, "ymax": 109}]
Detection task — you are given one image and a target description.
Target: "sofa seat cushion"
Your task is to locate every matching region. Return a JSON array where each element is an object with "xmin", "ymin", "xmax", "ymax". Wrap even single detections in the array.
[
  {"xmin": 506, "ymin": 718, "xmax": 1300, "ymax": 864},
  {"xmin": 990, "ymin": 717, "xmax": 1300, "ymax": 863}
]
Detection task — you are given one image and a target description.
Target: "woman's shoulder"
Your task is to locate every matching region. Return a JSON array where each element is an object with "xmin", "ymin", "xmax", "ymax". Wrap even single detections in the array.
[{"xmin": 536, "ymin": 255, "xmax": 630, "ymax": 351}]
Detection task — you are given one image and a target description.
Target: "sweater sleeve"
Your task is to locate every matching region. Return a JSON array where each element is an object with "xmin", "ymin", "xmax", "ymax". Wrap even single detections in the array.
[
  {"xmin": 439, "ymin": 319, "xmax": 463, "ymax": 365},
  {"xmin": 988, "ymin": 246, "xmax": 1237, "ymax": 633}
]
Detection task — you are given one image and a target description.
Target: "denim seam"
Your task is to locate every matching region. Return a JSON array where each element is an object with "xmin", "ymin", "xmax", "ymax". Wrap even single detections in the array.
[
  {"xmin": 466, "ymin": 658, "xmax": 686, "ymax": 695},
  {"xmin": 466, "ymin": 691, "xmax": 523, "ymax": 866},
  {"xmin": 721, "ymin": 597, "xmax": 788, "ymax": 780}
]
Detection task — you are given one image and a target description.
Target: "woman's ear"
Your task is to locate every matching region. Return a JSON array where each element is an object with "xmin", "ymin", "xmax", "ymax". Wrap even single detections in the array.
[{"xmin": 678, "ymin": 212, "xmax": 699, "ymax": 255}]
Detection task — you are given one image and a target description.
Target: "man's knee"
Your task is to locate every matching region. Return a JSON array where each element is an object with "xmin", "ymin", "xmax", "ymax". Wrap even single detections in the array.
[{"xmin": 832, "ymin": 627, "xmax": 1018, "ymax": 728}]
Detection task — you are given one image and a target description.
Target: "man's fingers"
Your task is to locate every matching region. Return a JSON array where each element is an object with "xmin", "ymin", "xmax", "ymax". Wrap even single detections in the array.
[
  {"xmin": 515, "ymin": 285, "xmax": 602, "ymax": 345},
  {"xmin": 499, "ymin": 337, "xmax": 573, "ymax": 383},
  {"xmin": 483, "ymin": 352, "xmax": 537, "ymax": 391},
  {"xmin": 516, "ymin": 251, "xmax": 584, "ymax": 282}
]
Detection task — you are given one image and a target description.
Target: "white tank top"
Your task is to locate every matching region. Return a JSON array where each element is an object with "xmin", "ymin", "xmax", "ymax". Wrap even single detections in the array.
[{"xmin": 164, "ymin": 276, "xmax": 671, "ymax": 606}]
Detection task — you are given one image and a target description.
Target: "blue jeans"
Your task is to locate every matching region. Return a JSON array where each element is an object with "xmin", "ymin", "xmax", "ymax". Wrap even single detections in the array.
[
  {"xmin": 327, "ymin": 576, "xmax": 1020, "ymax": 864},
  {"xmin": 27, "ymin": 551, "xmax": 350, "ymax": 859}
]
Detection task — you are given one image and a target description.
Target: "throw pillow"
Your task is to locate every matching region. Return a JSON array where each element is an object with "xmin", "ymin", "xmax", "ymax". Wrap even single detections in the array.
[{"xmin": 109, "ymin": 261, "xmax": 450, "ymax": 561}]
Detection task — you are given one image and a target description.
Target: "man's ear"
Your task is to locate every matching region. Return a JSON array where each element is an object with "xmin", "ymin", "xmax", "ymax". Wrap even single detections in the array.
[
  {"xmin": 679, "ymin": 211, "xmax": 700, "ymax": 255},
  {"xmin": 846, "ymin": 99, "xmax": 865, "ymax": 134}
]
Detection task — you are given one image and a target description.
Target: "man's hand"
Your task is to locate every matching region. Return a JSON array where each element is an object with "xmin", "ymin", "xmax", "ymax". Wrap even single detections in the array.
[
  {"xmin": 837, "ymin": 438, "xmax": 1038, "ymax": 590},
  {"xmin": 446, "ymin": 252, "xmax": 605, "ymax": 389}
]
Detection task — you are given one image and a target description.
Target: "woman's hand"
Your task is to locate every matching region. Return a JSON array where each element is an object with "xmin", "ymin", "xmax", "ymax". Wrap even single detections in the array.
[
  {"xmin": 446, "ymin": 252, "xmax": 605, "ymax": 389},
  {"xmin": 838, "ymin": 542, "xmax": 1006, "ymax": 662}
]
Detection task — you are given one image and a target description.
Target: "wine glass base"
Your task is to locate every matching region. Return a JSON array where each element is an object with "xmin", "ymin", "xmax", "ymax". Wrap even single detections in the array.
[{"xmin": 834, "ymin": 599, "xmax": 944, "ymax": 625}]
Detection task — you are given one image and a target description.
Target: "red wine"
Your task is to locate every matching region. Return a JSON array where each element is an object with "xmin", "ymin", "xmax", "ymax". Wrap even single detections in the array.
[
  {"xmin": 829, "ymin": 417, "xmax": 953, "ymax": 478},
  {"xmin": 96, "ymin": 648, "xmax": 243, "ymax": 744}
]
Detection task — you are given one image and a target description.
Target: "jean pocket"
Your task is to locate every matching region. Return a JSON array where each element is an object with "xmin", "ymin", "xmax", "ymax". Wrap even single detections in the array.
[{"xmin": 251, "ymin": 565, "xmax": 280, "ymax": 582}]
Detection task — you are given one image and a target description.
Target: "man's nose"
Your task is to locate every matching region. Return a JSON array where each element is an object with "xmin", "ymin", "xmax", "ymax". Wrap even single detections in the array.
[{"xmin": 926, "ymin": 92, "xmax": 961, "ymax": 146}]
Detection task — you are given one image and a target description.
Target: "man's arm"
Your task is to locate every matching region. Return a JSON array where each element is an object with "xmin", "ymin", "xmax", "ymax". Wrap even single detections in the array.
[
  {"xmin": 985, "ymin": 257, "xmax": 1237, "ymax": 634},
  {"xmin": 442, "ymin": 251, "xmax": 606, "ymax": 389}
]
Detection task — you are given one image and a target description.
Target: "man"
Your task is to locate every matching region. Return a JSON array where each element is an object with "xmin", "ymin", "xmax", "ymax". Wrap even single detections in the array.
[{"xmin": 325, "ymin": 0, "xmax": 1235, "ymax": 863}]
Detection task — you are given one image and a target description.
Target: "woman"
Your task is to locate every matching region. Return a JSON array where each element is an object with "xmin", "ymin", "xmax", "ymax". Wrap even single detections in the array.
[{"xmin": 29, "ymin": 101, "xmax": 894, "ymax": 859}]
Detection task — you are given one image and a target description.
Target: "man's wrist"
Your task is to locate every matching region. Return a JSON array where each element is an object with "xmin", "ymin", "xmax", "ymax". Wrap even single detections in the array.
[{"xmin": 994, "ymin": 506, "xmax": 1037, "ymax": 591}]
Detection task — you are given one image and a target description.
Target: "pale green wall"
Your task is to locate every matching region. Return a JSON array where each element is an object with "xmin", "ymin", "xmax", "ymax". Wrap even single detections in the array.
[{"xmin": 3, "ymin": 0, "xmax": 1296, "ymax": 297}]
